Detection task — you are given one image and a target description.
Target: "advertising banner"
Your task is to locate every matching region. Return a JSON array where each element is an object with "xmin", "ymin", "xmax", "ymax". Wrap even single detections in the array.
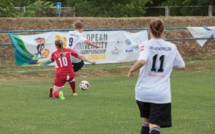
[{"xmin": 9, "ymin": 30, "xmax": 148, "ymax": 66}]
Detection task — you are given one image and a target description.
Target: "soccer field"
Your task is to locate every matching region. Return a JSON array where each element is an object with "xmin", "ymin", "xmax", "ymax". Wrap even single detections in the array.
[{"xmin": 0, "ymin": 61, "xmax": 214, "ymax": 134}]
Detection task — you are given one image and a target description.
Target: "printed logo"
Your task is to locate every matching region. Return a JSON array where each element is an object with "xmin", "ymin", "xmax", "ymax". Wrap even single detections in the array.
[
  {"xmin": 125, "ymin": 39, "xmax": 131, "ymax": 45},
  {"xmin": 125, "ymin": 49, "xmax": 133, "ymax": 52},
  {"xmin": 125, "ymin": 45, "xmax": 139, "ymax": 53},
  {"xmin": 125, "ymin": 38, "xmax": 140, "ymax": 53},
  {"xmin": 140, "ymin": 46, "xmax": 144, "ymax": 51},
  {"xmin": 34, "ymin": 37, "xmax": 50, "ymax": 58},
  {"xmin": 114, "ymin": 39, "xmax": 123, "ymax": 46},
  {"xmin": 111, "ymin": 47, "xmax": 121, "ymax": 55},
  {"xmin": 135, "ymin": 39, "xmax": 141, "ymax": 45}
]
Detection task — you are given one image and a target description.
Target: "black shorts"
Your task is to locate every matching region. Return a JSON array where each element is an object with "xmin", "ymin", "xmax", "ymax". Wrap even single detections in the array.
[
  {"xmin": 72, "ymin": 61, "xmax": 84, "ymax": 72},
  {"xmin": 136, "ymin": 100, "xmax": 172, "ymax": 128}
]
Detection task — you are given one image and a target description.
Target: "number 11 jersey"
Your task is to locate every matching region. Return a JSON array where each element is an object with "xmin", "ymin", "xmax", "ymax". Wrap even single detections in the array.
[{"xmin": 135, "ymin": 38, "xmax": 185, "ymax": 104}]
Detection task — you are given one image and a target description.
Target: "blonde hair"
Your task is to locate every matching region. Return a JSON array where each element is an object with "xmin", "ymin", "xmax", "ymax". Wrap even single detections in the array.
[{"xmin": 73, "ymin": 21, "xmax": 84, "ymax": 29}]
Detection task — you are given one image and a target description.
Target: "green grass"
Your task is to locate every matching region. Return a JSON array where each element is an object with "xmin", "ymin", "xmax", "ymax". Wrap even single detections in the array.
[{"xmin": 0, "ymin": 60, "xmax": 215, "ymax": 134}]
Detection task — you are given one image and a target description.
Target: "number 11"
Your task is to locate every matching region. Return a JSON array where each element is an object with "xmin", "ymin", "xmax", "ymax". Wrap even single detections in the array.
[{"xmin": 151, "ymin": 54, "xmax": 165, "ymax": 72}]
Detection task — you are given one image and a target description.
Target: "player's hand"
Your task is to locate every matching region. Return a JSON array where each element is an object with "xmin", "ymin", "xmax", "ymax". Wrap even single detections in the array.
[
  {"xmin": 127, "ymin": 71, "xmax": 134, "ymax": 78},
  {"xmin": 96, "ymin": 45, "xmax": 102, "ymax": 48},
  {"xmin": 90, "ymin": 61, "xmax": 96, "ymax": 65}
]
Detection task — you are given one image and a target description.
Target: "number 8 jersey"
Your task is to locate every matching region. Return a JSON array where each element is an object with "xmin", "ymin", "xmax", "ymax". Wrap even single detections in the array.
[{"xmin": 135, "ymin": 38, "xmax": 185, "ymax": 104}]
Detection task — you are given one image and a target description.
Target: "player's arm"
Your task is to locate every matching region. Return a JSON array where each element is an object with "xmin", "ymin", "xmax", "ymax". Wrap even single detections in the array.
[
  {"xmin": 77, "ymin": 55, "xmax": 96, "ymax": 65},
  {"xmin": 70, "ymin": 49, "xmax": 96, "ymax": 65},
  {"xmin": 128, "ymin": 60, "xmax": 146, "ymax": 78},
  {"xmin": 50, "ymin": 53, "xmax": 55, "ymax": 62},
  {"xmin": 173, "ymin": 49, "xmax": 185, "ymax": 70},
  {"xmin": 128, "ymin": 43, "xmax": 148, "ymax": 78},
  {"xmin": 84, "ymin": 40, "xmax": 100, "ymax": 48}
]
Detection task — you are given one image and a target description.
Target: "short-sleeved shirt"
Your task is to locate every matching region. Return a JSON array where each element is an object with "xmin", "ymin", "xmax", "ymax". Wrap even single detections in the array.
[
  {"xmin": 51, "ymin": 48, "xmax": 79, "ymax": 76},
  {"xmin": 67, "ymin": 30, "xmax": 87, "ymax": 63},
  {"xmin": 135, "ymin": 38, "xmax": 185, "ymax": 104}
]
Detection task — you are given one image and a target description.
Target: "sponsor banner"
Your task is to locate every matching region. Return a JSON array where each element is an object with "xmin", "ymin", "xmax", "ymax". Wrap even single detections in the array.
[
  {"xmin": 187, "ymin": 27, "xmax": 215, "ymax": 47},
  {"xmin": 9, "ymin": 31, "xmax": 148, "ymax": 66}
]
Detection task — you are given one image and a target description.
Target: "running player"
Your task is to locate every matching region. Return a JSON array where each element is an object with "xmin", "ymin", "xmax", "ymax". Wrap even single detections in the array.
[
  {"xmin": 50, "ymin": 39, "xmax": 95, "ymax": 100},
  {"xmin": 128, "ymin": 19, "xmax": 185, "ymax": 134},
  {"xmin": 68, "ymin": 21, "xmax": 100, "ymax": 72},
  {"xmin": 66, "ymin": 21, "xmax": 100, "ymax": 95}
]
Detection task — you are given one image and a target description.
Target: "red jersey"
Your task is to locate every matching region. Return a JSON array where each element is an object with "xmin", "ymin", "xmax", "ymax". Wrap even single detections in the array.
[{"xmin": 51, "ymin": 48, "xmax": 78, "ymax": 76}]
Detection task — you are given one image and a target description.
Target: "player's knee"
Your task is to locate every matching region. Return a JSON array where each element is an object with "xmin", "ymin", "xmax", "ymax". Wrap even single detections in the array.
[{"xmin": 52, "ymin": 91, "xmax": 59, "ymax": 98}]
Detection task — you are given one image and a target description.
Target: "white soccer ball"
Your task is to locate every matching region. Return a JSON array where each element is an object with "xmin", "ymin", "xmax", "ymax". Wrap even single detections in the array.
[{"xmin": 79, "ymin": 80, "xmax": 90, "ymax": 90}]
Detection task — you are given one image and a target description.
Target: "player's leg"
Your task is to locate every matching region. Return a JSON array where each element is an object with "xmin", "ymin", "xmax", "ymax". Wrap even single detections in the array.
[
  {"xmin": 149, "ymin": 103, "xmax": 172, "ymax": 134},
  {"xmin": 149, "ymin": 124, "xmax": 160, "ymax": 134},
  {"xmin": 52, "ymin": 76, "xmax": 66, "ymax": 100},
  {"xmin": 69, "ymin": 78, "xmax": 77, "ymax": 96},
  {"xmin": 72, "ymin": 60, "xmax": 84, "ymax": 72},
  {"xmin": 141, "ymin": 118, "xmax": 149, "ymax": 134},
  {"xmin": 49, "ymin": 84, "xmax": 54, "ymax": 97},
  {"xmin": 136, "ymin": 101, "xmax": 150, "ymax": 134},
  {"xmin": 70, "ymin": 61, "xmax": 84, "ymax": 96},
  {"xmin": 52, "ymin": 86, "xmax": 65, "ymax": 100}
]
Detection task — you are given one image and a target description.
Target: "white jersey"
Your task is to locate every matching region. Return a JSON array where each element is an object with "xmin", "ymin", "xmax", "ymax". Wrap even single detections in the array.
[
  {"xmin": 67, "ymin": 30, "xmax": 87, "ymax": 63},
  {"xmin": 135, "ymin": 38, "xmax": 185, "ymax": 104}
]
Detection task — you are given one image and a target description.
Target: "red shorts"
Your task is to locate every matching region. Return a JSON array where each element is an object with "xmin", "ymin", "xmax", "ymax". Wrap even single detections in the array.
[{"xmin": 54, "ymin": 74, "xmax": 75, "ymax": 87}]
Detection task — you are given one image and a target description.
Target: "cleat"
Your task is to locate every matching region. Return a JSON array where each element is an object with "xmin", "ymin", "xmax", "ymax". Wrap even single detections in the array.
[
  {"xmin": 49, "ymin": 87, "xmax": 53, "ymax": 97},
  {"xmin": 59, "ymin": 91, "xmax": 65, "ymax": 100},
  {"xmin": 72, "ymin": 93, "xmax": 78, "ymax": 96}
]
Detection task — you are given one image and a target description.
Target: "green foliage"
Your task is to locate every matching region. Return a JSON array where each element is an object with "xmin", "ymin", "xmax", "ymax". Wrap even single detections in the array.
[
  {"xmin": 162, "ymin": 0, "xmax": 214, "ymax": 16},
  {"xmin": 0, "ymin": 0, "xmax": 215, "ymax": 17},
  {"xmin": 0, "ymin": 1, "xmax": 17, "ymax": 17},
  {"xmin": 23, "ymin": 1, "xmax": 55, "ymax": 17},
  {"xmin": 163, "ymin": 0, "xmax": 215, "ymax": 6},
  {"xmin": 67, "ymin": 0, "xmax": 152, "ymax": 17}
]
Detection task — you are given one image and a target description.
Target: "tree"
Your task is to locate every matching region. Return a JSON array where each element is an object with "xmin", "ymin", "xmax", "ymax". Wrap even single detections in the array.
[
  {"xmin": 23, "ymin": 1, "xmax": 55, "ymax": 17},
  {"xmin": 0, "ymin": 1, "xmax": 17, "ymax": 17},
  {"xmin": 162, "ymin": 0, "xmax": 215, "ymax": 6},
  {"xmin": 45, "ymin": 0, "xmax": 68, "ymax": 6},
  {"xmin": 0, "ymin": 0, "xmax": 54, "ymax": 17},
  {"xmin": 66, "ymin": 0, "xmax": 152, "ymax": 17},
  {"xmin": 161, "ymin": 0, "xmax": 215, "ymax": 16}
]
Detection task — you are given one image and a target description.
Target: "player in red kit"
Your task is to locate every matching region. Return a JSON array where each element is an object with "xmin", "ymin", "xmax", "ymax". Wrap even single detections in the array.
[{"xmin": 50, "ymin": 39, "xmax": 95, "ymax": 100}]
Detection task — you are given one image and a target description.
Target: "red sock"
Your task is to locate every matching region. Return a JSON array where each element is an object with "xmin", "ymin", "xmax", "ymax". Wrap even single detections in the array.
[
  {"xmin": 69, "ymin": 80, "xmax": 76, "ymax": 93},
  {"xmin": 52, "ymin": 91, "xmax": 59, "ymax": 98}
]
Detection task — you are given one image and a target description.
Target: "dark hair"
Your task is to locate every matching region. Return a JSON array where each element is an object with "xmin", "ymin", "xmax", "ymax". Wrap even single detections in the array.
[
  {"xmin": 55, "ymin": 39, "xmax": 63, "ymax": 56},
  {"xmin": 74, "ymin": 21, "xmax": 84, "ymax": 29},
  {"xmin": 149, "ymin": 19, "xmax": 164, "ymax": 38}
]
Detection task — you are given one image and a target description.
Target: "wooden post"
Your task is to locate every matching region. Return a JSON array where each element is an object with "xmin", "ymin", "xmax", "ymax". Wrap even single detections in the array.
[
  {"xmin": 208, "ymin": 5, "xmax": 213, "ymax": 16},
  {"xmin": 165, "ymin": 6, "xmax": 170, "ymax": 17}
]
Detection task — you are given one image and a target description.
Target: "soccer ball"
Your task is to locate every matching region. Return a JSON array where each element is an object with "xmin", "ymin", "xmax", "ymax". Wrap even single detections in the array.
[{"xmin": 79, "ymin": 80, "xmax": 90, "ymax": 90}]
